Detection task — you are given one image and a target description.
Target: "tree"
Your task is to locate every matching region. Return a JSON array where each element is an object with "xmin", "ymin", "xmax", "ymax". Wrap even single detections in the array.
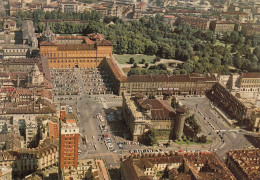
[
  {"xmin": 198, "ymin": 135, "xmax": 207, "ymax": 143},
  {"xmin": 145, "ymin": 63, "xmax": 149, "ymax": 68},
  {"xmin": 171, "ymin": 97, "xmax": 179, "ymax": 108},
  {"xmin": 141, "ymin": 59, "xmax": 146, "ymax": 64},
  {"xmin": 253, "ymin": 46, "xmax": 260, "ymax": 59},
  {"xmin": 133, "ymin": 63, "xmax": 138, "ymax": 68},
  {"xmin": 145, "ymin": 43, "xmax": 158, "ymax": 55},
  {"xmin": 142, "ymin": 130, "xmax": 157, "ymax": 146},
  {"xmin": 129, "ymin": 57, "xmax": 135, "ymax": 64},
  {"xmin": 158, "ymin": 63, "xmax": 167, "ymax": 70},
  {"xmin": 185, "ymin": 115, "xmax": 201, "ymax": 135},
  {"xmin": 155, "ymin": 57, "xmax": 161, "ymax": 62}
]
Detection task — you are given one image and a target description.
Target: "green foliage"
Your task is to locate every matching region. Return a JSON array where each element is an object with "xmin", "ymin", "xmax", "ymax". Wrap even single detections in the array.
[
  {"xmin": 185, "ymin": 114, "xmax": 201, "ymax": 135},
  {"xmin": 142, "ymin": 130, "xmax": 157, "ymax": 146},
  {"xmin": 171, "ymin": 97, "xmax": 179, "ymax": 108},
  {"xmin": 149, "ymin": 64, "xmax": 167, "ymax": 70},
  {"xmin": 141, "ymin": 59, "xmax": 146, "ymax": 64},
  {"xmin": 128, "ymin": 68, "xmax": 170, "ymax": 76},
  {"xmin": 14, "ymin": 9, "xmax": 260, "ymax": 73},
  {"xmin": 197, "ymin": 135, "xmax": 207, "ymax": 143},
  {"xmin": 14, "ymin": 10, "xmax": 102, "ymax": 31},
  {"xmin": 129, "ymin": 57, "xmax": 135, "ymax": 64}
]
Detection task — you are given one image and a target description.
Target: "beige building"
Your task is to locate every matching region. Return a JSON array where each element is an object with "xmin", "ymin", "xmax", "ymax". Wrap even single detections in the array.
[
  {"xmin": 100, "ymin": 57, "xmax": 217, "ymax": 96},
  {"xmin": 210, "ymin": 20, "xmax": 236, "ymax": 34},
  {"xmin": 0, "ymin": 138, "xmax": 58, "ymax": 178},
  {"xmin": 226, "ymin": 148, "xmax": 260, "ymax": 180},
  {"xmin": 25, "ymin": 122, "xmax": 38, "ymax": 148},
  {"xmin": 250, "ymin": 111, "xmax": 260, "ymax": 132},
  {"xmin": 239, "ymin": 72, "xmax": 260, "ymax": 99},
  {"xmin": 59, "ymin": 1, "xmax": 79, "ymax": 13},
  {"xmin": 122, "ymin": 93, "xmax": 187, "ymax": 141},
  {"xmin": 0, "ymin": 167, "xmax": 12, "ymax": 180}
]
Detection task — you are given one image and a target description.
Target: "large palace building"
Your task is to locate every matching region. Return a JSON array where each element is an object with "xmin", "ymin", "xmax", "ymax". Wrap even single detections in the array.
[{"xmin": 39, "ymin": 33, "xmax": 113, "ymax": 68}]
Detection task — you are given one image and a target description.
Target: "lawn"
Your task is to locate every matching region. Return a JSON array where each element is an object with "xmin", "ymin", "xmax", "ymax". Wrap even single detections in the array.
[
  {"xmin": 215, "ymin": 40, "xmax": 232, "ymax": 50},
  {"xmin": 113, "ymin": 54, "xmax": 156, "ymax": 64}
]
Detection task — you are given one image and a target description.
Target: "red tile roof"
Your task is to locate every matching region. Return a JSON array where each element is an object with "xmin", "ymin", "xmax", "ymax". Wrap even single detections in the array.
[
  {"xmin": 96, "ymin": 40, "xmax": 113, "ymax": 46},
  {"xmin": 137, "ymin": 99, "xmax": 176, "ymax": 120},
  {"xmin": 106, "ymin": 57, "xmax": 126, "ymax": 82},
  {"xmin": 242, "ymin": 72, "xmax": 260, "ymax": 78},
  {"xmin": 48, "ymin": 122, "xmax": 59, "ymax": 139}
]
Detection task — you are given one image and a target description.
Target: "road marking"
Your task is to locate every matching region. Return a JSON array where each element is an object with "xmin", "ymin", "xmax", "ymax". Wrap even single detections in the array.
[{"xmin": 220, "ymin": 143, "xmax": 225, "ymax": 149}]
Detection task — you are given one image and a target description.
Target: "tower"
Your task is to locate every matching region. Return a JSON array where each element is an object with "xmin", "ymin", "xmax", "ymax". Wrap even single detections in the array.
[
  {"xmin": 173, "ymin": 107, "xmax": 187, "ymax": 140},
  {"xmin": 60, "ymin": 105, "xmax": 66, "ymax": 121},
  {"xmin": 60, "ymin": 120, "xmax": 79, "ymax": 169},
  {"xmin": 41, "ymin": 23, "xmax": 56, "ymax": 42},
  {"xmin": 3, "ymin": 18, "xmax": 11, "ymax": 44}
]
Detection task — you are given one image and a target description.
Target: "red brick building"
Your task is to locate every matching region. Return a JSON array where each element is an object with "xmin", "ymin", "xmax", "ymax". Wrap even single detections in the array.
[
  {"xmin": 60, "ymin": 105, "xmax": 66, "ymax": 121},
  {"xmin": 60, "ymin": 120, "xmax": 79, "ymax": 169}
]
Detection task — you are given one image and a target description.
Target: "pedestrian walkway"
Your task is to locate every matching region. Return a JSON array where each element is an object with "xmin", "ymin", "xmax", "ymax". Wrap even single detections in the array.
[
  {"xmin": 74, "ymin": 68, "xmax": 86, "ymax": 94},
  {"xmin": 95, "ymin": 159, "xmax": 110, "ymax": 180},
  {"xmin": 101, "ymin": 97, "xmax": 108, "ymax": 109}
]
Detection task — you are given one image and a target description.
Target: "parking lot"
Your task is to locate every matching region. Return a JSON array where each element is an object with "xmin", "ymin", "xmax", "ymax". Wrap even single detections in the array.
[
  {"xmin": 51, "ymin": 69, "xmax": 80, "ymax": 96},
  {"xmin": 81, "ymin": 68, "xmax": 113, "ymax": 95}
]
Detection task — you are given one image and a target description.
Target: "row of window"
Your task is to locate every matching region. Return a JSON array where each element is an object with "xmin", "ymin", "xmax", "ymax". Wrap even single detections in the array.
[
  {"xmin": 65, "ymin": 137, "xmax": 76, "ymax": 140},
  {"xmin": 4, "ymin": 49, "xmax": 27, "ymax": 53},
  {"xmin": 50, "ymin": 59, "xmax": 100, "ymax": 63},
  {"xmin": 242, "ymin": 80, "xmax": 260, "ymax": 83},
  {"xmin": 65, "ymin": 142, "xmax": 75, "ymax": 145},
  {"xmin": 64, "ymin": 129, "xmax": 76, "ymax": 133}
]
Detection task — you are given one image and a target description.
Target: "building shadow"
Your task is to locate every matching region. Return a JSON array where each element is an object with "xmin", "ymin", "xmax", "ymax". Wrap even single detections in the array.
[
  {"xmin": 104, "ymin": 107, "xmax": 131, "ymax": 140},
  {"xmin": 243, "ymin": 134, "xmax": 260, "ymax": 148}
]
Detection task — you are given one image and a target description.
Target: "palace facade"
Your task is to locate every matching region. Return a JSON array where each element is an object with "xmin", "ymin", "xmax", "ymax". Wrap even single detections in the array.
[
  {"xmin": 100, "ymin": 57, "xmax": 217, "ymax": 96},
  {"xmin": 39, "ymin": 34, "xmax": 113, "ymax": 68}
]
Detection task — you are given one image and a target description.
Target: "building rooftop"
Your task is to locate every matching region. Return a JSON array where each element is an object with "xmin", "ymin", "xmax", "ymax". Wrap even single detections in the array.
[
  {"xmin": 137, "ymin": 99, "xmax": 176, "ymax": 120},
  {"xmin": 227, "ymin": 148, "xmax": 260, "ymax": 179},
  {"xmin": 126, "ymin": 74, "xmax": 217, "ymax": 83},
  {"xmin": 121, "ymin": 152, "xmax": 236, "ymax": 180},
  {"xmin": 48, "ymin": 122, "xmax": 59, "ymax": 139},
  {"xmin": 242, "ymin": 72, "xmax": 260, "ymax": 79},
  {"xmin": 106, "ymin": 57, "xmax": 126, "ymax": 82}
]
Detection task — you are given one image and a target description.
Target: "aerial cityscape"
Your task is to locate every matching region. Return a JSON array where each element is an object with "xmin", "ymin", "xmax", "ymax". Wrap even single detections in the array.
[{"xmin": 0, "ymin": 0, "xmax": 259, "ymax": 179}]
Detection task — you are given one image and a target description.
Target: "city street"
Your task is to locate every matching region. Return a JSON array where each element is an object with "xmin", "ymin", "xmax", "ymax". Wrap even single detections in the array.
[{"xmin": 179, "ymin": 96, "xmax": 259, "ymax": 157}]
